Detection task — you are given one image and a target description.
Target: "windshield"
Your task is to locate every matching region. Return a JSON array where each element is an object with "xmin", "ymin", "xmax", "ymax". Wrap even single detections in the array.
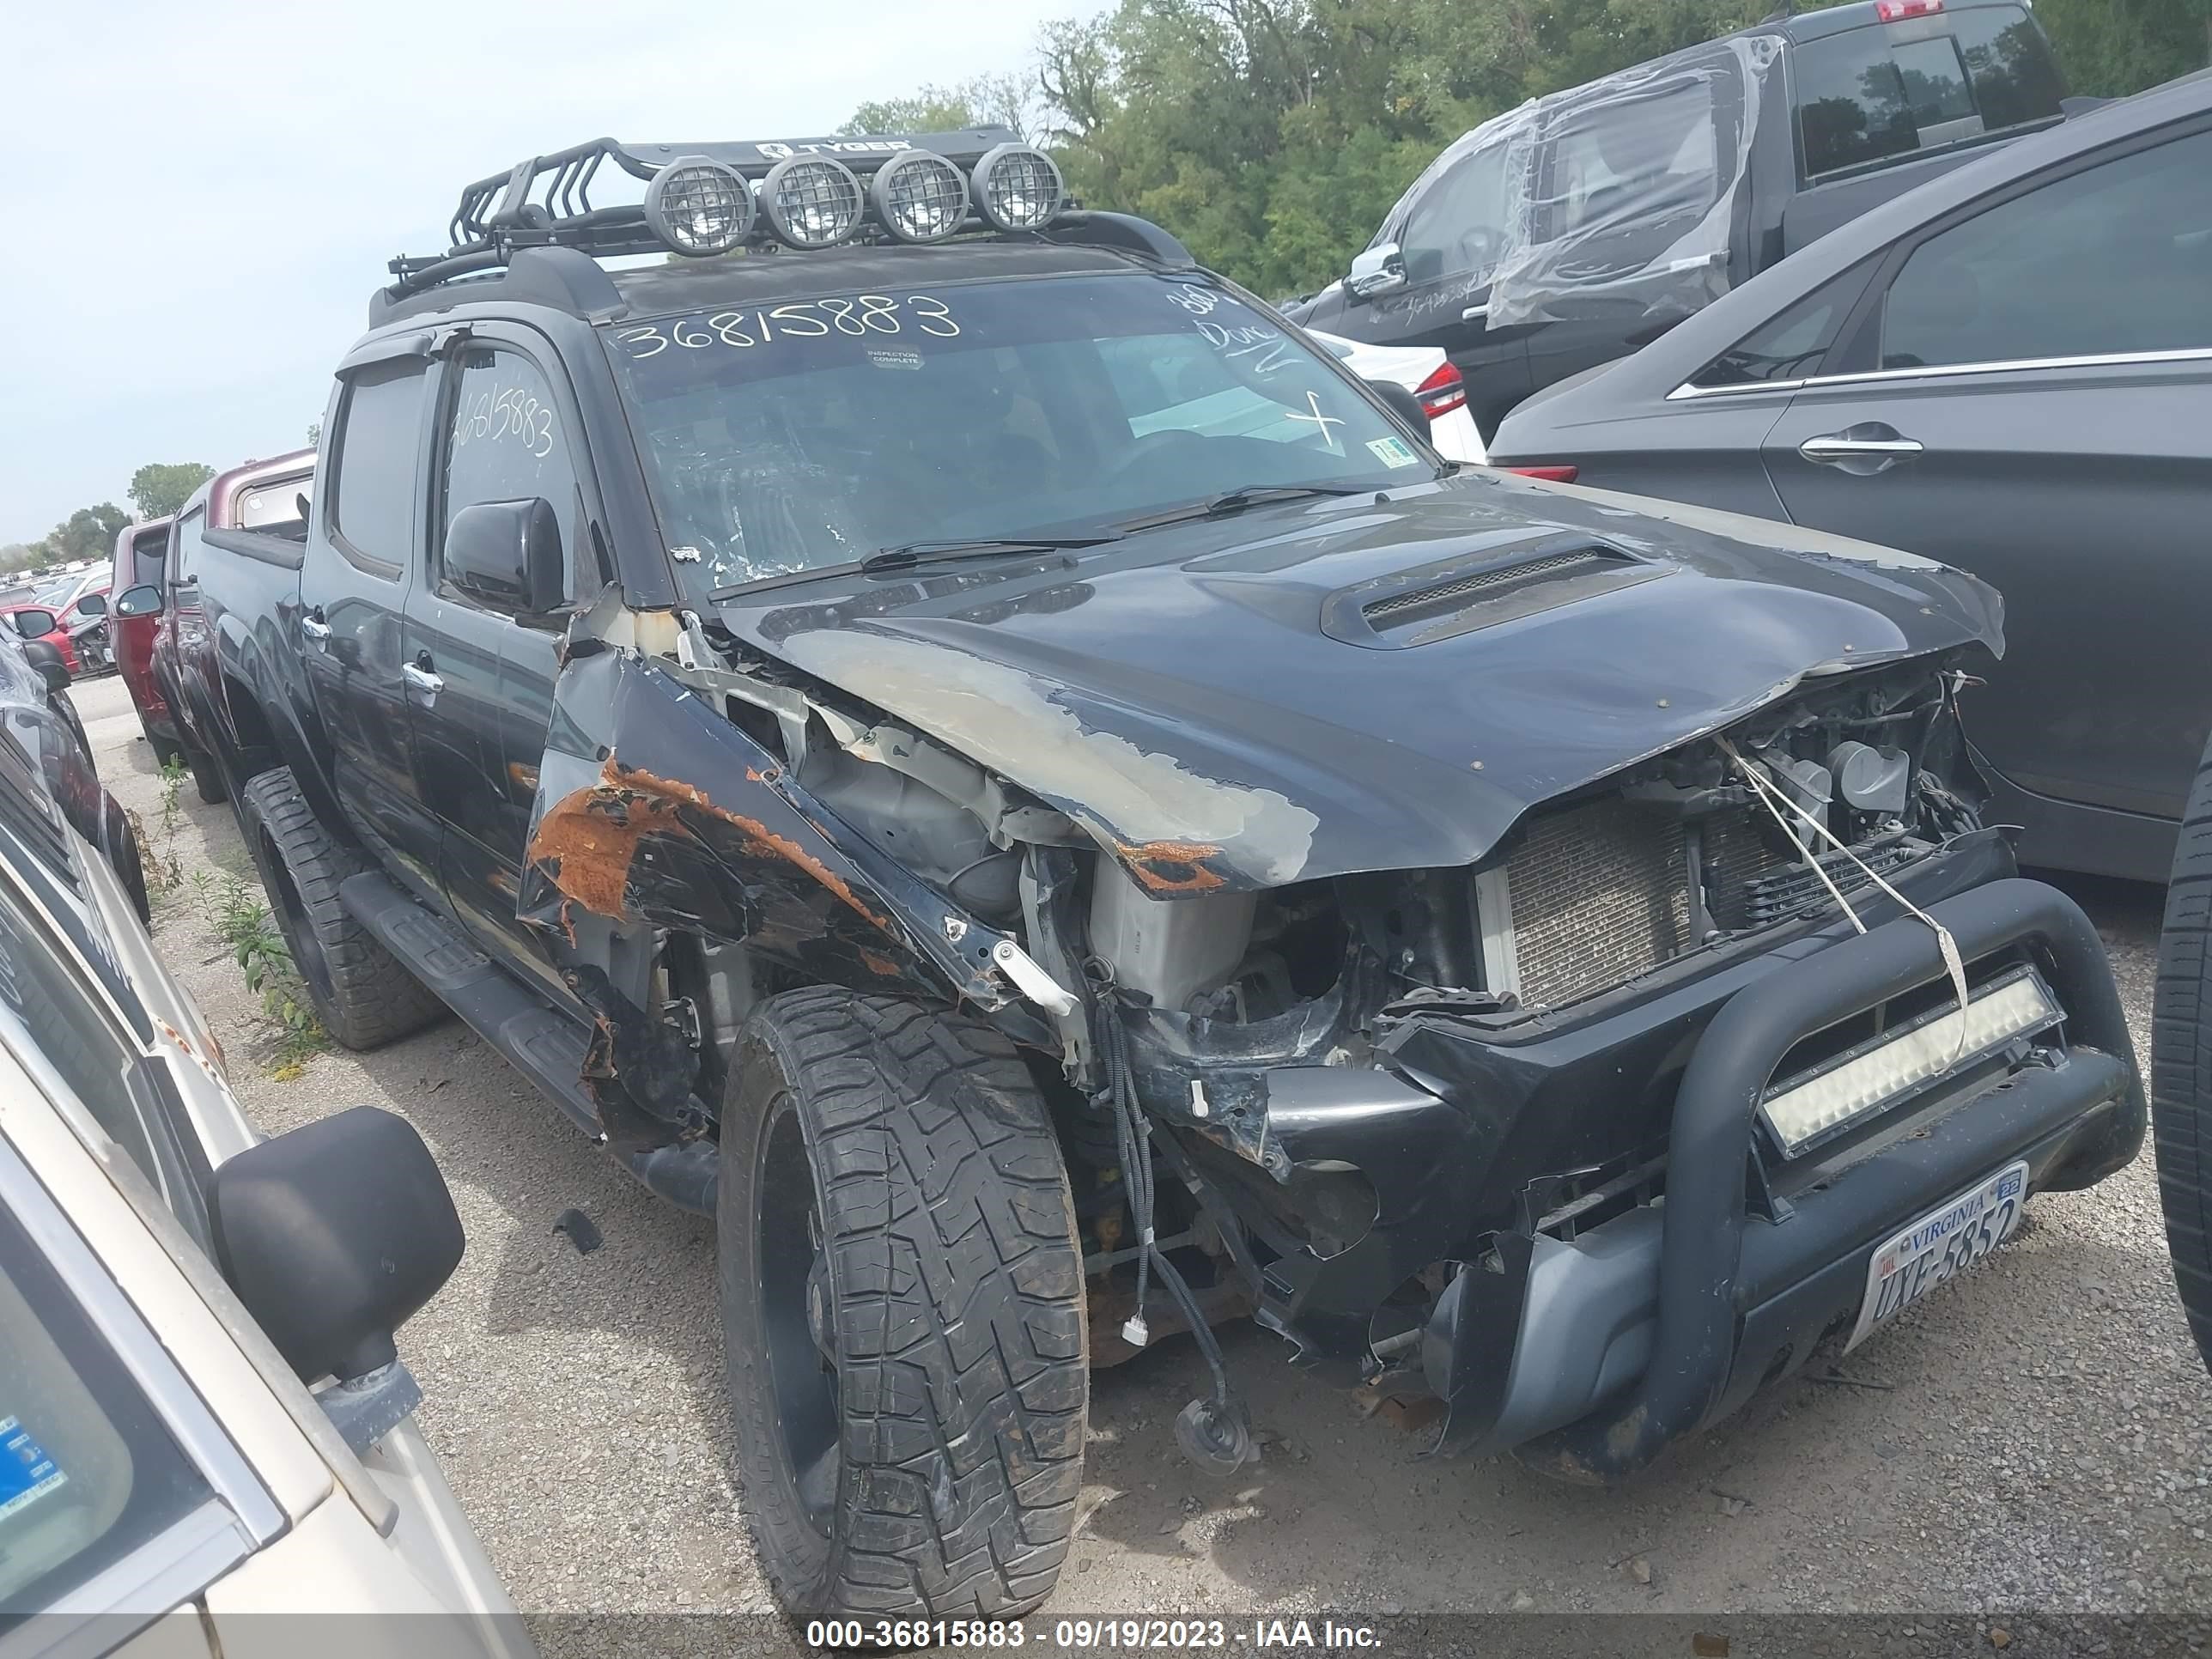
[{"xmin": 605, "ymin": 272, "xmax": 1430, "ymax": 594}]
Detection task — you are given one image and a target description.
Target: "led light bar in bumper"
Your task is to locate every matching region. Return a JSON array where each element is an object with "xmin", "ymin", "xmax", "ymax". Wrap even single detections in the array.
[{"xmin": 1759, "ymin": 970, "xmax": 2062, "ymax": 1157}]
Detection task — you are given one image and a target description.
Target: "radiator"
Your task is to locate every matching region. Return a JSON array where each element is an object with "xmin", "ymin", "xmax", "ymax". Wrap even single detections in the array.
[{"xmin": 1488, "ymin": 799, "xmax": 1806, "ymax": 1008}]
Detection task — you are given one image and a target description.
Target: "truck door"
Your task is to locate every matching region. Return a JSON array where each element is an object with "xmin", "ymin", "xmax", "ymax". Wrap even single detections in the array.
[
  {"xmin": 300, "ymin": 349, "xmax": 444, "ymax": 896},
  {"xmin": 1339, "ymin": 136, "xmax": 1534, "ymax": 438},
  {"xmin": 412, "ymin": 328, "xmax": 595, "ymax": 1006}
]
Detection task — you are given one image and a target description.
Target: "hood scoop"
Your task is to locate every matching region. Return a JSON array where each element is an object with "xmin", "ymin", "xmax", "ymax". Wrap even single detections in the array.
[{"xmin": 1322, "ymin": 535, "xmax": 1668, "ymax": 650}]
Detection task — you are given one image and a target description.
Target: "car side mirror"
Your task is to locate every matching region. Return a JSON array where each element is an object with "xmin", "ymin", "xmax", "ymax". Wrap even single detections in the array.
[
  {"xmin": 77, "ymin": 593, "xmax": 106, "ymax": 617},
  {"xmin": 1346, "ymin": 242, "xmax": 1408, "ymax": 302},
  {"xmin": 19, "ymin": 639, "xmax": 68, "ymax": 692},
  {"xmin": 1365, "ymin": 377, "xmax": 1430, "ymax": 434},
  {"xmin": 209, "ymin": 1105, "xmax": 465, "ymax": 1382},
  {"xmin": 9, "ymin": 609, "xmax": 56, "ymax": 640},
  {"xmin": 444, "ymin": 498, "xmax": 564, "ymax": 616},
  {"xmin": 113, "ymin": 585, "xmax": 162, "ymax": 619}
]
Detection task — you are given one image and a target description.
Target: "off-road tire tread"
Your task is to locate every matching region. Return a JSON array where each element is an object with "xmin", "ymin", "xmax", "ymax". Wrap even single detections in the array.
[
  {"xmin": 724, "ymin": 988, "xmax": 1087, "ymax": 1620},
  {"xmin": 238, "ymin": 768, "xmax": 442, "ymax": 1051},
  {"xmin": 2155, "ymin": 738, "xmax": 2212, "ymax": 1371}
]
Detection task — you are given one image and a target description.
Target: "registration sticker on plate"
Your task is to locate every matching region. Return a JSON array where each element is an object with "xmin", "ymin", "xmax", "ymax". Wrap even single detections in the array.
[{"xmin": 1845, "ymin": 1161, "xmax": 2029, "ymax": 1352}]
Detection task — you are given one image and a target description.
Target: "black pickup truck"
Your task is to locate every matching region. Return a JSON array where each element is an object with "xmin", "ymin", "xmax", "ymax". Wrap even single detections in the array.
[
  {"xmin": 183, "ymin": 128, "xmax": 2142, "ymax": 1622},
  {"xmin": 1286, "ymin": 0, "xmax": 2072, "ymax": 438}
]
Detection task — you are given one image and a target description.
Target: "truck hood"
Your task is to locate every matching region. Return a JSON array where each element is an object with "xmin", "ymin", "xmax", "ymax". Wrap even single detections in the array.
[{"xmin": 714, "ymin": 471, "xmax": 2002, "ymax": 891}]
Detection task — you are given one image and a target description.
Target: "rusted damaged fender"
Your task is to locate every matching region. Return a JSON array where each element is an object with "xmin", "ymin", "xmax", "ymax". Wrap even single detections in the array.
[{"xmin": 518, "ymin": 641, "xmax": 1039, "ymax": 1041}]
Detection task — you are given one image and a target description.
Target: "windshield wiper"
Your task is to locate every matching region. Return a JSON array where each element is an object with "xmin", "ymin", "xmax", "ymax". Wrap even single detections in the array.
[
  {"xmin": 1116, "ymin": 482, "xmax": 1365, "ymax": 533},
  {"xmin": 860, "ymin": 534, "xmax": 1121, "ymax": 574}
]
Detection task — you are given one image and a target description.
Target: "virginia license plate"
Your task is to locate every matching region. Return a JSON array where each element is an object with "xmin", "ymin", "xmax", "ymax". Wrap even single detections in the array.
[{"xmin": 1844, "ymin": 1160, "xmax": 2028, "ymax": 1352}]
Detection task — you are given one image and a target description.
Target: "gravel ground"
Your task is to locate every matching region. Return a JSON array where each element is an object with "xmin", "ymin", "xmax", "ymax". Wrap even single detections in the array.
[{"xmin": 80, "ymin": 672, "xmax": 2212, "ymax": 1620}]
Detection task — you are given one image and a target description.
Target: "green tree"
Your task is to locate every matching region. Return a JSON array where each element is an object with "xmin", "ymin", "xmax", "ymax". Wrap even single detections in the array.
[
  {"xmin": 37, "ymin": 504, "xmax": 130, "ymax": 563},
  {"xmin": 2036, "ymin": 0, "xmax": 2210, "ymax": 95},
  {"xmin": 857, "ymin": 0, "xmax": 2206, "ymax": 301},
  {"xmin": 843, "ymin": 72, "xmax": 1034, "ymax": 139},
  {"xmin": 127, "ymin": 462, "xmax": 216, "ymax": 520}
]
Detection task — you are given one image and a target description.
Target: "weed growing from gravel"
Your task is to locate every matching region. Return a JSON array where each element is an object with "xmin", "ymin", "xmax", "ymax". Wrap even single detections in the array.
[
  {"xmin": 196, "ymin": 872, "xmax": 327, "ymax": 1078},
  {"xmin": 138, "ymin": 757, "xmax": 188, "ymax": 896}
]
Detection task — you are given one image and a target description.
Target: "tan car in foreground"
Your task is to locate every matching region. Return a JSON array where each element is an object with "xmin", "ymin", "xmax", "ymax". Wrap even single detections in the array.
[{"xmin": 0, "ymin": 638, "xmax": 527, "ymax": 1658}]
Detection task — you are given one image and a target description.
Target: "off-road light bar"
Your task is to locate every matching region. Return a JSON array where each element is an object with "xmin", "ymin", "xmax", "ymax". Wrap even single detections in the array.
[
  {"xmin": 974, "ymin": 143, "xmax": 1064, "ymax": 231},
  {"xmin": 387, "ymin": 131, "xmax": 1124, "ymax": 304},
  {"xmin": 1759, "ymin": 970, "xmax": 2061, "ymax": 1157},
  {"xmin": 642, "ymin": 156, "xmax": 753, "ymax": 257},
  {"xmin": 871, "ymin": 149, "xmax": 970, "ymax": 243},
  {"xmin": 763, "ymin": 155, "xmax": 866, "ymax": 248}
]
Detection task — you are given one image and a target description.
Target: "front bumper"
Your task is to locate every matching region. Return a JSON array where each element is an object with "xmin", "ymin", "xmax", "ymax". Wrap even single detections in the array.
[{"xmin": 1187, "ymin": 857, "xmax": 2140, "ymax": 1474}]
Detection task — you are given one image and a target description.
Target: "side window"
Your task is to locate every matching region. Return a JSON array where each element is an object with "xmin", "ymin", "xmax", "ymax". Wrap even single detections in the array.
[
  {"xmin": 1399, "ymin": 142, "xmax": 1510, "ymax": 285},
  {"xmin": 1691, "ymin": 260, "xmax": 1875, "ymax": 388},
  {"xmin": 329, "ymin": 359, "xmax": 430, "ymax": 574},
  {"xmin": 0, "ymin": 1195, "xmax": 218, "ymax": 1620},
  {"xmin": 0, "ymin": 892, "xmax": 210, "ymax": 1250},
  {"xmin": 1879, "ymin": 128, "xmax": 2212, "ymax": 372},
  {"xmin": 167, "ymin": 508, "xmax": 204, "ymax": 590},
  {"xmin": 436, "ymin": 348, "xmax": 580, "ymax": 609}
]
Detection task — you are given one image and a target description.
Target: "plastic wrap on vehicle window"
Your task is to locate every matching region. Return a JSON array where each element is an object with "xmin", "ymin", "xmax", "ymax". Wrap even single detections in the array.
[{"xmin": 1468, "ymin": 34, "xmax": 1778, "ymax": 330}]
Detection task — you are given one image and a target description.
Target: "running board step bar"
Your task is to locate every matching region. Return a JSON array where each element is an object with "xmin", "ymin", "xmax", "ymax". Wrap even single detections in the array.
[{"xmin": 336, "ymin": 871, "xmax": 717, "ymax": 1216}]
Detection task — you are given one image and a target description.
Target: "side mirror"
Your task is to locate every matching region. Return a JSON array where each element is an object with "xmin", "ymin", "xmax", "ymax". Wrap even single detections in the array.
[
  {"xmin": 1365, "ymin": 377, "xmax": 1430, "ymax": 434},
  {"xmin": 444, "ymin": 498, "xmax": 564, "ymax": 616},
  {"xmin": 209, "ymin": 1105, "xmax": 465, "ymax": 1382},
  {"xmin": 112, "ymin": 585, "xmax": 162, "ymax": 619},
  {"xmin": 76, "ymin": 592, "xmax": 106, "ymax": 617},
  {"xmin": 19, "ymin": 639, "xmax": 69, "ymax": 692},
  {"xmin": 1346, "ymin": 242, "xmax": 1408, "ymax": 302},
  {"xmin": 9, "ymin": 609, "xmax": 57, "ymax": 640}
]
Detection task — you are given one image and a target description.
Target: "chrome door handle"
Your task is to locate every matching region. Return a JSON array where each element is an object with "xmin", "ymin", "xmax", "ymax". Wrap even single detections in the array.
[
  {"xmin": 402, "ymin": 662, "xmax": 444, "ymax": 700},
  {"xmin": 299, "ymin": 614, "xmax": 331, "ymax": 643},
  {"xmin": 1800, "ymin": 434, "xmax": 1924, "ymax": 462},
  {"xmin": 1462, "ymin": 303, "xmax": 1490, "ymax": 321}
]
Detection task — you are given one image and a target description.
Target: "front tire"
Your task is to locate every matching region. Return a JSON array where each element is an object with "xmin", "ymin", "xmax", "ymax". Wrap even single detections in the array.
[
  {"xmin": 237, "ymin": 768, "xmax": 443, "ymax": 1050},
  {"xmin": 2155, "ymin": 729, "xmax": 2212, "ymax": 1374},
  {"xmin": 719, "ymin": 989, "xmax": 1087, "ymax": 1620}
]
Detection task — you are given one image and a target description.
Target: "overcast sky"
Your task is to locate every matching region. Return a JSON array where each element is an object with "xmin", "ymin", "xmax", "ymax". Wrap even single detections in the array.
[{"xmin": 0, "ymin": 0, "xmax": 1084, "ymax": 545}]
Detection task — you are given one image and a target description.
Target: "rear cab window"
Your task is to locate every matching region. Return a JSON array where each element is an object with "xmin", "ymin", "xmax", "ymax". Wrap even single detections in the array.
[
  {"xmin": 1793, "ymin": 2, "xmax": 2065, "ymax": 182},
  {"xmin": 233, "ymin": 476, "xmax": 313, "ymax": 541}
]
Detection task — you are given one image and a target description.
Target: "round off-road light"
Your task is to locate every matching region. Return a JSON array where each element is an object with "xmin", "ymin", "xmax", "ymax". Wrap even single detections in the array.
[
  {"xmin": 763, "ymin": 155, "xmax": 865, "ymax": 248},
  {"xmin": 870, "ymin": 149, "xmax": 969, "ymax": 244},
  {"xmin": 642, "ymin": 157, "xmax": 753, "ymax": 257},
  {"xmin": 973, "ymin": 143, "xmax": 1064, "ymax": 231}
]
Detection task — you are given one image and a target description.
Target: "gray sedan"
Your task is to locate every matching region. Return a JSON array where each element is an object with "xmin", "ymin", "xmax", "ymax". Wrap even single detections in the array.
[{"xmin": 1490, "ymin": 71, "xmax": 2212, "ymax": 884}]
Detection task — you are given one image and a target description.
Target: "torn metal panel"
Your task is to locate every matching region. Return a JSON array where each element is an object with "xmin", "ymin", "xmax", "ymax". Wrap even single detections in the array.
[{"xmin": 519, "ymin": 644, "xmax": 1019, "ymax": 1018}]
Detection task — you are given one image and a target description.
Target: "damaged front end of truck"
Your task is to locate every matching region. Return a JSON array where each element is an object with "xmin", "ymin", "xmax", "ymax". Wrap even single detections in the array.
[{"xmin": 514, "ymin": 474, "xmax": 2145, "ymax": 1477}]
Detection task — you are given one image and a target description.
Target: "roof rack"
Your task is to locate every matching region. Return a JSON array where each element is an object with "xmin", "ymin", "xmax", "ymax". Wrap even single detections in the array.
[{"xmin": 386, "ymin": 129, "xmax": 1178, "ymax": 302}]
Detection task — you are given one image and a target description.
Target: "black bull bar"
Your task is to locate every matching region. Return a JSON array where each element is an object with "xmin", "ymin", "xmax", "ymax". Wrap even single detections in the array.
[{"xmin": 1496, "ymin": 877, "xmax": 2143, "ymax": 1480}]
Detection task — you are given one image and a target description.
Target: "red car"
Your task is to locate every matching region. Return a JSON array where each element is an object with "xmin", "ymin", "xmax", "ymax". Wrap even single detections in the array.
[
  {"xmin": 3, "ymin": 600, "xmax": 81, "ymax": 676},
  {"xmin": 111, "ymin": 515, "xmax": 181, "ymax": 763}
]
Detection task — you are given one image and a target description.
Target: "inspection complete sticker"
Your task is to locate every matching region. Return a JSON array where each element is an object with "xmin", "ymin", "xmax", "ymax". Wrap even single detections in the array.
[
  {"xmin": 0, "ymin": 1415, "xmax": 68, "ymax": 1522},
  {"xmin": 1366, "ymin": 435, "xmax": 1420, "ymax": 469}
]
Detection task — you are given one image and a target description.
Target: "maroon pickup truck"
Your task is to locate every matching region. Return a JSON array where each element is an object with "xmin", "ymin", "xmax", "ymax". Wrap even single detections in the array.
[{"xmin": 112, "ymin": 450, "xmax": 315, "ymax": 804}]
